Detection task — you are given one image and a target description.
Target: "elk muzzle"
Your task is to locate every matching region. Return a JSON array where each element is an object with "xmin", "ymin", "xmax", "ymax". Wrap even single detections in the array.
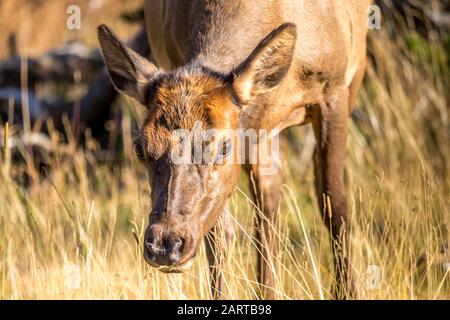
[{"xmin": 143, "ymin": 223, "xmax": 196, "ymax": 272}]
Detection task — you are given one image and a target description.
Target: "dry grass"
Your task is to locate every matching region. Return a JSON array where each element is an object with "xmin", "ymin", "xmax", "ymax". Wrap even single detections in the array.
[{"xmin": 0, "ymin": 1, "xmax": 449, "ymax": 299}]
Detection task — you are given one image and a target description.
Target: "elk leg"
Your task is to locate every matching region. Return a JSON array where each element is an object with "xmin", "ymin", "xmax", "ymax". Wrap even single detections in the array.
[
  {"xmin": 246, "ymin": 144, "xmax": 284, "ymax": 299},
  {"xmin": 311, "ymin": 87, "xmax": 354, "ymax": 299},
  {"xmin": 205, "ymin": 208, "xmax": 233, "ymax": 299}
]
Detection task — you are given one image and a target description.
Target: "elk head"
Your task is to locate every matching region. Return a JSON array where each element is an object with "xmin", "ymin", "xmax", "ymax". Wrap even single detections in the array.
[{"xmin": 97, "ymin": 23, "xmax": 296, "ymax": 272}]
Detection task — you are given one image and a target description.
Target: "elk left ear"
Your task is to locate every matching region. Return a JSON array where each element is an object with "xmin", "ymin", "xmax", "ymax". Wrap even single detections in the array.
[
  {"xmin": 98, "ymin": 24, "xmax": 159, "ymax": 106},
  {"xmin": 232, "ymin": 23, "xmax": 297, "ymax": 105}
]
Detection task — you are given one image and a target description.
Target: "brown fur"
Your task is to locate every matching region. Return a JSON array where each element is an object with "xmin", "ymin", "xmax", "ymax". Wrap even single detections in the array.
[{"xmin": 98, "ymin": 0, "xmax": 370, "ymax": 299}]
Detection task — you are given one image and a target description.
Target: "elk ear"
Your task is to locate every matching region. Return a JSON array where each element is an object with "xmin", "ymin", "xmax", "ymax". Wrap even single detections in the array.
[
  {"xmin": 98, "ymin": 24, "xmax": 158, "ymax": 105},
  {"xmin": 232, "ymin": 23, "xmax": 297, "ymax": 105}
]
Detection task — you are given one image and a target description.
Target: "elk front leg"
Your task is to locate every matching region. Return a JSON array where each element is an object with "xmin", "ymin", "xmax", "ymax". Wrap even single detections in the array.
[
  {"xmin": 246, "ymin": 142, "xmax": 284, "ymax": 300},
  {"xmin": 312, "ymin": 87, "xmax": 353, "ymax": 299},
  {"xmin": 205, "ymin": 208, "xmax": 233, "ymax": 299}
]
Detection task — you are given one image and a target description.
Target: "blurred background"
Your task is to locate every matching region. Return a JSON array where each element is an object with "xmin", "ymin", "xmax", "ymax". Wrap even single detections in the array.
[{"xmin": 0, "ymin": 0, "xmax": 449, "ymax": 299}]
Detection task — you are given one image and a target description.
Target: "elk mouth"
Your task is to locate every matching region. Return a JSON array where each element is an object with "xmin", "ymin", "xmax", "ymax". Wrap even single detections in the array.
[
  {"xmin": 155, "ymin": 259, "xmax": 195, "ymax": 273},
  {"xmin": 143, "ymin": 248, "xmax": 197, "ymax": 273}
]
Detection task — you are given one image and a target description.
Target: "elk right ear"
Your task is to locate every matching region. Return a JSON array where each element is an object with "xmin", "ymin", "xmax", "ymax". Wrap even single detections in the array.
[
  {"xmin": 232, "ymin": 23, "xmax": 297, "ymax": 105},
  {"xmin": 98, "ymin": 24, "xmax": 158, "ymax": 105}
]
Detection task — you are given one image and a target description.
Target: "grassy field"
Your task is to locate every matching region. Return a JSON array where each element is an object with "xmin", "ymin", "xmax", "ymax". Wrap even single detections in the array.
[{"xmin": 0, "ymin": 1, "xmax": 449, "ymax": 299}]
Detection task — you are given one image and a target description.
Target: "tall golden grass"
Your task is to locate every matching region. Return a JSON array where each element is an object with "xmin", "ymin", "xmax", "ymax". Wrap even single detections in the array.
[{"xmin": 0, "ymin": 2, "xmax": 449, "ymax": 299}]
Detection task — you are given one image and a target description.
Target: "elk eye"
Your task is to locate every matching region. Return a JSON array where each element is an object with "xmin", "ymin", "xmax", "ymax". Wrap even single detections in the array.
[
  {"xmin": 134, "ymin": 140, "xmax": 145, "ymax": 161},
  {"xmin": 221, "ymin": 140, "xmax": 231, "ymax": 156}
]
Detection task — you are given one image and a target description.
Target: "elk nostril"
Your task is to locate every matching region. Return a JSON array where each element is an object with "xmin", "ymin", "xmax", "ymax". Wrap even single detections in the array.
[
  {"xmin": 145, "ymin": 239, "xmax": 165, "ymax": 257},
  {"xmin": 167, "ymin": 235, "xmax": 185, "ymax": 264},
  {"xmin": 172, "ymin": 236, "xmax": 183, "ymax": 251}
]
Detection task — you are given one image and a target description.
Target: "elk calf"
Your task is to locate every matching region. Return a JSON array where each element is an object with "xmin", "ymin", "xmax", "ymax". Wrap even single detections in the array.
[{"xmin": 98, "ymin": 0, "xmax": 369, "ymax": 299}]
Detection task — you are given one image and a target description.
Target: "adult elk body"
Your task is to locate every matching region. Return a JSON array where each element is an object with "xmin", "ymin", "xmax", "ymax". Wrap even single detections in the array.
[{"xmin": 98, "ymin": 0, "xmax": 370, "ymax": 299}]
